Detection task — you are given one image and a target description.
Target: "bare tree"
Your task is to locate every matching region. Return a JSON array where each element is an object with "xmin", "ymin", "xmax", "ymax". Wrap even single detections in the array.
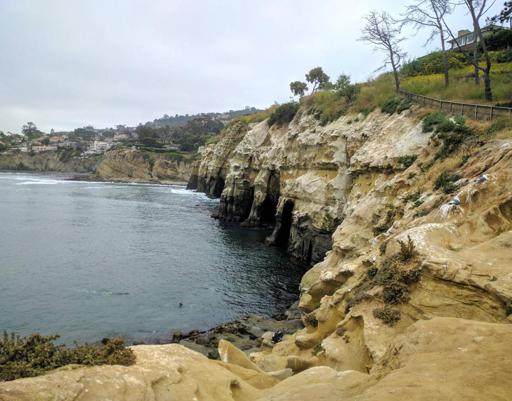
[
  {"xmin": 402, "ymin": 0, "xmax": 453, "ymax": 87},
  {"xmin": 360, "ymin": 11, "xmax": 405, "ymax": 93},
  {"xmin": 444, "ymin": 0, "xmax": 496, "ymax": 100}
]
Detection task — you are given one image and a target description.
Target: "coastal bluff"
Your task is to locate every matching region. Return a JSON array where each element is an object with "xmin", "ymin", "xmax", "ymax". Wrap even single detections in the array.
[{"xmin": 2, "ymin": 104, "xmax": 512, "ymax": 400}]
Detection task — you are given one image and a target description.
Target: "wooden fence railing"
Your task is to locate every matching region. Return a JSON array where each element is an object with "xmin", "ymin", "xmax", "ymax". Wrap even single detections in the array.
[{"xmin": 399, "ymin": 89, "xmax": 512, "ymax": 120}]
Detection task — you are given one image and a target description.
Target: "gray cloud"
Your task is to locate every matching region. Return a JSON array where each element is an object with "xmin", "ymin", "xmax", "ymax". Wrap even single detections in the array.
[{"xmin": 0, "ymin": 0, "xmax": 502, "ymax": 132}]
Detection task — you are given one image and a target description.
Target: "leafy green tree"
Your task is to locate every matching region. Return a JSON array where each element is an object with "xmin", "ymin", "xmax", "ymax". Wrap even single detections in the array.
[
  {"xmin": 305, "ymin": 67, "xmax": 331, "ymax": 93},
  {"xmin": 334, "ymin": 74, "xmax": 359, "ymax": 102},
  {"xmin": 136, "ymin": 125, "xmax": 162, "ymax": 147},
  {"xmin": 290, "ymin": 81, "xmax": 308, "ymax": 98},
  {"xmin": 21, "ymin": 122, "xmax": 41, "ymax": 139}
]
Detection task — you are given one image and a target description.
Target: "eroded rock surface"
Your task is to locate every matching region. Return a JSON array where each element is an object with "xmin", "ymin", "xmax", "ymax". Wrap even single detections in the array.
[
  {"xmin": 3, "ymin": 107, "xmax": 512, "ymax": 400},
  {"xmin": 95, "ymin": 149, "xmax": 192, "ymax": 183}
]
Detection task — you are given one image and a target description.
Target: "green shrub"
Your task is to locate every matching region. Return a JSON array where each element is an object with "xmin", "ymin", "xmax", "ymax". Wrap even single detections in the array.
[
  {"xmin": 373, "ymin": 307, "xmax": 401, "ymax": 326},
  {"xmin": 434, "ymin": 171, "xmax": 462, "ymax": 194},
  {"xmin": 422, "ymin": 111, "xmax": 447, "ymax": 133},
  {"xmin": 397, "ymin": 98, "xmax": 413, "ymax": 113},
  {"xmin": 483, "ymin": 30, "xmax": 512, "ymax": 51},
  {"xmin": 398, "ymin": 154, "xmax": 417, "ymax": 168},
  {"xmin": 497, "ymin": 50, "xmax": 512, "ymax": 63},
  {"xmin": 437, "ymin": 119, "xmax": 457, "ymax": 133},
  {"xmin": 404, "ymin": 191, "xmax": 421, "ymax": 204},
  {"xmin": 422, "ymin": 112, "xmax": 472, "ymax": 158},
  {"xmin": 435, "ymin": 127, "xmax": 471, "ymax": 159},
  {"xmin": 404, "ymin": 191, "xmax": 423, "ymax": 208},
  {"xmin": 268, "ymin": 102, "xmax": 299, "ymax": 127},
  {"xmin": 0, "ymin": 332, "xmax": 135, "ymax": 382},
  {"xmin": 401, "ymin": 51, "xmax": 466, "ymax": 77},
  {"xmin": 381, "ymin": 97, "xmax": 401, "ymax": 114}
]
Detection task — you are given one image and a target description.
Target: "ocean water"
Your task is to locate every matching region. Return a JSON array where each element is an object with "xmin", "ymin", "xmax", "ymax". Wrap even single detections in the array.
[{"xmin": 0, "ymin": 172, "xmax": 304, "ymax": 344}]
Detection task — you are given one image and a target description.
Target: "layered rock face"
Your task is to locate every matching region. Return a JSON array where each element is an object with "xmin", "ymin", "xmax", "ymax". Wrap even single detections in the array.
[
  {"xmin": 0, "ymin": 151, "xmax": 100, "ymax": 173},
  {"xmin": 245, "ymin": 108, "xmax": 512, "ymax": 397},
  {"xmin": 3, "ymin": 107, "xmax": 512, "ymax": 400},
  {"xmin": 189, "ymin": 115, "xmax": 352, "ymax": 263},
  {"xmin": 95, "ymin": 149, "xmax": 192, "ymax": 183}
]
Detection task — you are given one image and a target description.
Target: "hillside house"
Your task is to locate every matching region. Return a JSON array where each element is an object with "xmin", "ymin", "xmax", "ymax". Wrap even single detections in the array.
[{"xmin": 448, "ymin": 25, "xmax": 510, "ymax": 50}]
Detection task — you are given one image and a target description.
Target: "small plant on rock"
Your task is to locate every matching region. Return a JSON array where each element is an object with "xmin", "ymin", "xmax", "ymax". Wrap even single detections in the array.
[
  {"xmin": 303, "ymin": 313, "xmax": 318, "ymax": 328},
  {"xmin": 373, "ymin": 307, "xmax": 401, "ymax": 326},
  {"xmin": 398, "ymin": 154, "xmax": 417, "ymax": 168},
  {"xmin": 381, "ymin": 97, "xmax": 401, "ymax": 114},
  {"xmin": 397, "ymin": 235, "xmax": 418, "ymax": 262},
  {"xmin": 434, "ymin": 171, "xmax": 462, "ymax": 194},
  {"xmin": 0, "ymin": 332, "xmax": 135, "ymax": 382},
  {"xmin": 372, "ymin": 204, "xmax": 399, "ymax": 236}
]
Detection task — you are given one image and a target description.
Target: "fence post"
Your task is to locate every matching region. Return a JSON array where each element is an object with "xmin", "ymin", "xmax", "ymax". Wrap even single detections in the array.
[
  {"xmin": 474, "ymin": 105, "xmax": 477, "ymax": 119},
  {"xmin": 440, "ymin": 100, "xmax": 443, "ymax": 111},
  {"xmin": 490, "ymin": 106, "xmax": 494, "ymax": 121}
]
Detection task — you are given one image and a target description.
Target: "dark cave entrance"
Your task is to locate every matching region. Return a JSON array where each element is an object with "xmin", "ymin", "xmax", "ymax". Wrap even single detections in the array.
[
  {"xmin": 276, "ymin": 200, "xmax": 294, "ymax": 247},
  {"xmin": 211, "ymin": 176, "xmax": 225, "ymax": 198},
  {"xmin": 260, "ymin": 170, "xmax": 280, "ymax": 226},
  {"xmin": 260, "ymin": 194, "xmax": 278, "ymax": 226}
]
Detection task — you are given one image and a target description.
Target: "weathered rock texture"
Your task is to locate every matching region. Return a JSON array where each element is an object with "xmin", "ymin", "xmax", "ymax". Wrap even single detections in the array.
[
  {"xmin": 3, "ymin": 106, "xmax": 512, "ymax": 400},
  {"xmin": 0, "ymin": 151, "xmax": 100, "ymax": 173},
  {"xmin": 1, "ymin": 318, "xmax": 511, "ymax": 400},
  {"xmin": 95, "ymin": 149, "xmax": 192, "ymax": 183}
]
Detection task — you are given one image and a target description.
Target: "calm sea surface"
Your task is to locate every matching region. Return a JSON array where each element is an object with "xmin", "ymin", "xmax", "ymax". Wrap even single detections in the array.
[{"xmin": 0, "ymin": 172, "xmax": 304, "ymax": 344}]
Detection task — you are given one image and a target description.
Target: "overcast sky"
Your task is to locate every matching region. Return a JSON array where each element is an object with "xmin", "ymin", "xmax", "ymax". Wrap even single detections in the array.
[{"xmin": 0, "ymin": 0, "xmax": 504, "ymax": 133}]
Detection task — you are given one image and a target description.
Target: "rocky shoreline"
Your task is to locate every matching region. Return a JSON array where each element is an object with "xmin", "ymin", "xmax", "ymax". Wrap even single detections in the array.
[{"xmin": 168, "ymin": 303, "xmax": 303, "ymax": 360}]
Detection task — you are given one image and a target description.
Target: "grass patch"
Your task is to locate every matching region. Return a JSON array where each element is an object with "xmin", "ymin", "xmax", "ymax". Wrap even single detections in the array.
[
  {"xmin": 301, "ymin": 91, "xmax": 348, "ymax": 125},
  {"xmin": 237, "ymin": 106, "xmax": 277, "ymax": 124},
  {"xmin": 401, "ymin": 61, "xmax": 512, "ymax": 103},
  {"xmin": 350, "ymin": 74, "xmax": 396, "ymax": 115},
  {"xmin": 0, "ymin": 332, "xmax": 135, "ymax": 382},
  {"xmin": 487, "ymin": 118, "xmax": 512, "ymax": 135}
]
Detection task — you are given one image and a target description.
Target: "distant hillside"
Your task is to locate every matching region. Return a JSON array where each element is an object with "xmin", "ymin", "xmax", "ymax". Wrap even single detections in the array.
[{"xmin": 146, "ymin": 107, "xmax": 260, "ymax": 128}]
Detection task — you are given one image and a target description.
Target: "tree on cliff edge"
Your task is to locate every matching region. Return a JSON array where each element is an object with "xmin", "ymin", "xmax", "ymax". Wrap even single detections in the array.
[
  {"xmin": 443, "ymin": 0, "xmax": 494, "ymax": 101},
  {"xmin": 402, "ymin": 0, "xmax": 453, "ymax": 87},
  {"xmin": 290, "ymin": 81, "xmax": 308, "ymax": 98},
  {"xmin": 305, "ymin": 67, "xmax": 331, "ymax": 93},
  {"xmin": 360, "ymin": 11, "xmax": 405, "ymax": 93}
]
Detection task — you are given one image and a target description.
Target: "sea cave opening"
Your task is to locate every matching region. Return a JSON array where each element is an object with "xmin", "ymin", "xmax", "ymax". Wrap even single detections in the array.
[{"xmin": 276, "ymin": 199, "xmax": 294, "ymax": 247}]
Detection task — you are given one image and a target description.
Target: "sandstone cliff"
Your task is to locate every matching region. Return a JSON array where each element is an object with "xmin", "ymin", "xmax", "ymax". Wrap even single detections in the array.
[
  {"xmin": 95, "ymin": 148, "xmax": 193, "ymax": 183},
  {"xmin": 2, "ymin": 106, "xmax": 512, "ymax": 400},
  {"xmin": 0, "ymin": 150, "xmax": 100, "ymax": 173}
]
